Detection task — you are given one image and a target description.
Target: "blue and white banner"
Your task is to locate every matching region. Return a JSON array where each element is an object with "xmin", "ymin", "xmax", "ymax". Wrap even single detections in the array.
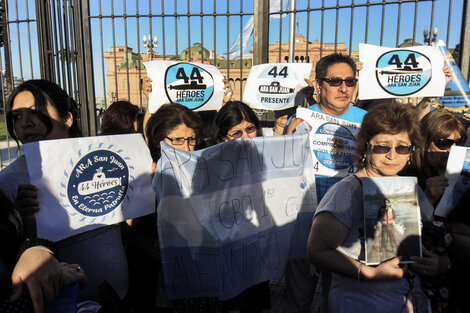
[
  {"xmin": 24, "ymin": 134, "xmax": 155, "ymax": 242},
  {"xmin": 436, "ymin": 40, "xmax": 470, "ymax": 114},
  {"xmin": 435, "ymin": 146, "xmax": 470, "ymax": 217},
  {"xmin": 153, "ymin": 134, "xmax": 317, "ymax": 300},
  {"xmin": 359, "ymin": 43, "xmax": 446, "ymax": 100},
  {"xmin": 243, "ymin": 63, "xmax": 312, "ymax": 110},
  {"xmin": 144, "ymin": 60, "xmax": 224, "ymax": 113},
  {"xmin": 297, "ymin": 108, "xmax": 360, "ymax": 177}
]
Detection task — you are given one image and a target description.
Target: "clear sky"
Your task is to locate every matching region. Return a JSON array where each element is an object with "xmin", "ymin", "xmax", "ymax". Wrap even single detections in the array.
[{"xmin": 3, "ymin": 0, "xmax": 465, "ymax": 97}]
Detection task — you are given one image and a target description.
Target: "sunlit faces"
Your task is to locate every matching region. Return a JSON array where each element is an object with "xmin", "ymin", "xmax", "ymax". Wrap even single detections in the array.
[
  {"xmin": 364, "ymin": 132, "xmax": 412, "ymax": 177},
  {"xmin": 426, "ymin": 130, "xmax": 463, "ymax": 173},
  {"xmin": 11, "ymin": 91, "xmax": 72, "ymax": 143},
  {"xmin": 224, "ymin": 120, "xmax": 257, "ymax": 141},
  {"xmin": 164, "ymin": 123, "xmax": 197, "ymax": 151},
  {"xmin": 315, "ymin": 62, "xmax": 356, "ymax": 116}
]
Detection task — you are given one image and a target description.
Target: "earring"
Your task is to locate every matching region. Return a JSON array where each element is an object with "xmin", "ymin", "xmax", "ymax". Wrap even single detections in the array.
[
  {"xmin": 361, "ymin": 155, "xmax": 366, "ymax": 163},
  {"xmin": 407, "ymin": 159, "xmax": 411, "ymax": 166}
]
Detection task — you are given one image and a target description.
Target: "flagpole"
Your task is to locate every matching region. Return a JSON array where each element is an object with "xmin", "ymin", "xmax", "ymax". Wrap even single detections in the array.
[{"xmin": 288, "ymin": 0, "xmax": 296, "ymax": 62}]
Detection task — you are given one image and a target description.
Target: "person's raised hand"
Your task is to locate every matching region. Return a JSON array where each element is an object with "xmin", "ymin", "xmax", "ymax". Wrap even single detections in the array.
[{"xmin": 15, "ymin": 184, "xmax": 39, "ymax": 218}]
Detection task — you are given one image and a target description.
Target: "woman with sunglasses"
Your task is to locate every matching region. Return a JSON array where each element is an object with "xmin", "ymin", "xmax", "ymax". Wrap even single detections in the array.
[
  {"xmin": 307, "ymin": 101, "xmax": 441, "ymax": 313},
  {"xmin": 414, "ymin": 109, "xmax": 467, "ymax": 206},
  {"xmin": 0, "ymin": 80, "xmax": 129, "ymax": 308}
]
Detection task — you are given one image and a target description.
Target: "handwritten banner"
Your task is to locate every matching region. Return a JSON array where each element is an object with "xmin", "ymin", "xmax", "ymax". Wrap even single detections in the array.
[
  {"xmin": 243, "ymin": 63, "xmax": 312, "ymax": 110},
  {"xmin": 435, "ymin": 146, "xmax": 470, "ymax": 217},
  {"xmin": 144, "ymin": 60, "xmax": 224, "ymax": 113},
  {"xmin": 153, "ymin": 135, "xmax": 317, "ymax": 300},
  {"xmin": 297, "ymin": 108, "xmax": 360, "ymax": 177},
  {"xmin": 24, "ymin": 134, "xmax": 155, "ymax": 241},
  {"xmin": 359, "ymin": 43, "xmax": 445, "ymax": 100}
]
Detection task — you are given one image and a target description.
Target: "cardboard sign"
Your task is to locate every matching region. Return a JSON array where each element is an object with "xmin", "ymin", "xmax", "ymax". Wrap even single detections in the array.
[
  {"xmin": 359, "ymin": 43, "xmax": 446, "ymax": 100},
  {"xmin": 153, "ymin": 135, "xmax": 317, "ymax": 300},
  {"xmin": 243, "ymin": 63, "xmax": 312, "ymax": 110},
  {"xmin": 144, "ymin": 61, "xmax": 225, "ymax": 113},
  {"xmin": 24, "ymin": 134, "xmax": 155, "ymax": 241},
  {"xmin": 297, "ymin": 108, "xmax": 360, "ymax": 177}
]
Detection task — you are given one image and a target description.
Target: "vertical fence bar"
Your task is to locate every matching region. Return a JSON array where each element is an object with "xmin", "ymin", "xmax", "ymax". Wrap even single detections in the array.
[
  {"xmin": 379, "ymin": 1, "xmax": 385, "ymax": 46},
  {"xmin": 98, "ymin": 0, "xmax": 107, "ymax": 108},
  {"xmin": 396, "ymin": 1, "xmax": 402, "ymax": 47},
  {"xmin": 320, "ymin": 0, "xmax": 324, "ymax": 58},
  {"xmin": 161, "ymin": 0, "xmax": 166, "ymax": 59},
  {"xmin": 123, "ymin": 0, "xmax": 130, "ymax": 100},
  {"xmin": 446, "ymin": 0, "xmax": 452, "ymax": 48},
  {"xmin": 459, "ymin": 0, "xmax": 470, "ymax": 80},
  {"xmin": 14, "ymin": 0, "xmax": 23, "ymax": 79},
  {"xmin": 334, "ymin": 0, "xmax": 339, "ymax": 53},
  {"xmin": 278, "ymin": 0, "xmax": 283, "ymax": 62},
  {"xmin": 25, "ymin": 0, "xmax": 34, "ymax": 78},
  {"xmin": 111, "ymin": 0, "xmax": 118, "ymax": 99},
  {"xmin": 253, "ymin": 0, "xmax": 269, "ymax": 65}
]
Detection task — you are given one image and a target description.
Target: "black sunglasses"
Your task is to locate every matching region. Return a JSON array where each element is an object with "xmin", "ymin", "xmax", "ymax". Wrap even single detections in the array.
[
  {"xmin": 434, "ymin": 138, "xmax": 466, "ymax": 150},
  {"xmin": 321, "ymin": 77, "xmax": 358, "ymax": 87},
  {"xmin": 367, "ymin": 142, "xmax": 414, "ymax": 155}
]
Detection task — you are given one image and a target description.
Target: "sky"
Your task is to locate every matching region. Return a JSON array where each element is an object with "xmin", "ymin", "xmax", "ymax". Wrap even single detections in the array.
[{"xmin": 2, "ymin": 0, "xmax": 466, "ymax": 97}]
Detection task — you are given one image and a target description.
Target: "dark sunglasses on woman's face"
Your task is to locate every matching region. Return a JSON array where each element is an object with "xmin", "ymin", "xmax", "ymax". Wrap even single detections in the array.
[
  {"xmin": 367, "ymin": 142, "xmax": 414, "ymax": 155},
  {"xmin": 227, "ymin": 125, "xmax": 257, "ymax": 138},
  {"xmin": 434, "ymin": 138, "xmax": 466, "ymax": 150},
  {"xmin": 321, "ymin": 77, "xmax": 358, "ymax": 87}
]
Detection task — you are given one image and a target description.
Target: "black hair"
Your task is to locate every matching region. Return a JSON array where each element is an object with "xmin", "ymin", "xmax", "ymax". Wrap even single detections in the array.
[
  {"xmin": 315, "ymin": 53, "xmax": 357, "ymax": 81},
  {"xmin": 211, "ymin": 101, "xmax": 262, "ymax": 144},
  {"xmin": 6, "ymin": 79, "xmax": 82, "ymax": 143}
]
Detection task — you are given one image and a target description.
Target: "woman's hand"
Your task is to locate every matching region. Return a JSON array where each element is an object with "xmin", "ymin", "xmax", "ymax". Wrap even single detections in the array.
[
  {"xmin": 409, "ymin": 247, "xmax": 450, "ymax": 276},
  {"xmin": 141, "ymin": 77, "xmax": 152, "ymax": 99},
  {"xmin": 443, "ymin": 65, "xmax": 453, "ymax": 84},
  {"xmin": 10, "ymin": 247, "xmax": 87, "ymax": 313},
  {"xmin": 222, "ymin": 77, "xmax": 233, "ymax": 105},
  {"xmin": 424, "ymin": 175, "xmax": 449, "ymax": 205},
  {"xmin": 362, "ymin": 257, "xmax": 405, "ymax": 281},
  {"xmin": 15, "ymin": 184, "xmax": 40, "ymax": 217}
]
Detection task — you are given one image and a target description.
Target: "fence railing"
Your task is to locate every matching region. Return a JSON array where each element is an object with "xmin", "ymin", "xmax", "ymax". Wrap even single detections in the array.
[{"xmin": 0, "ymin": 0, "xmax": 468, "ymax": 169}]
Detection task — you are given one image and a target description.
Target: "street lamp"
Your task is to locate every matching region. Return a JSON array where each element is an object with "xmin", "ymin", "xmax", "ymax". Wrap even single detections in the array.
[
  {"xmin": 423, "ymin": 27, "xmax": 438, "ymax": 46},
  {"xmin": 143, "ymin": 34, "xmax": 158, "ymax": 53}
]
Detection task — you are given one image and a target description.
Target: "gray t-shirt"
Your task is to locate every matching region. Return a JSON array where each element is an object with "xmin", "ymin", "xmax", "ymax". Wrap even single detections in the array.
[
  {"xmin": 0, "ymin": 156, "xmax": 129, "ymax": 302},
  {"xmin": 314, "ymin": 175, "xmax": 433, "ymax": 313}
]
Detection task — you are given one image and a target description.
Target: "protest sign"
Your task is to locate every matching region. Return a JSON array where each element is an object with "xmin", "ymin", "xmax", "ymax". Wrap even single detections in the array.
[
  {"xmin": 24, "ymin": 134, "xmax": 155, "ymax": 241},
  {"xmin": 153, "ymin": 135, "xmax": 317, "ymax": 300},
  {"xmin": 144, "ymin": 60, "xmax": 225, "ymax": 113},
  {"xmin": 436, "ymin": 41, "xmax": 470, "ymax": 114},
  {"xmin": 359, "ymin": 43, "xmax": 446, "ymax": 100},
  {"xmin": 243, "ymin": 63, "xmax": 312, "ymax": 110},
  {"xmin": 297, "ymin": 107, "xmax": 360, "ymax": 177},
  {"xmin": 435, "ymin": 146, "xmax": 470, "ymax": 217}
]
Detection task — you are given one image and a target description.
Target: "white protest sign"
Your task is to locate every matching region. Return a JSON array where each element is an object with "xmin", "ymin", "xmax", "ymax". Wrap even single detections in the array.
[
  {"xmin": 435, "ymin": 146, "xmax": 470, "ymax": 217},
  {"xmin": 153, "ymin": 135, "xmax": 317, "ymax": 300},
  {"xmin": 359, "ymin": 43, "xmax": 445, "ymax": 100},
  {"xmin": 297, "ymin": 107, "xmax": 360, "ymax": 177},
  {"xmin": 144, "ymin": 60, "xmax": 224, "ymax": 113},
  {"xmin": 24, "ymin": 134, "xmax": 155, "ymax": 241},
  {"xmin": 243, "ymin": 63, "xmax": 312, "ymax": 110}
]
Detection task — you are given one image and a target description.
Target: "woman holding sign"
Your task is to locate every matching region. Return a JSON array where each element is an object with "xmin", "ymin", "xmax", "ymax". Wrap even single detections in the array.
[
  {"xmin": 307, "ymin": 102, "xmax": 447, "ymax": 313},
  {"xmin": 1, "ymin": 80, "xmax": 129, "ymax": 308}
]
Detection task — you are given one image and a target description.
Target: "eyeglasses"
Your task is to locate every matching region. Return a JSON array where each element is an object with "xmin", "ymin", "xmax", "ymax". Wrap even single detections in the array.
[
  {"xmin": 321, "ymin": 77, "xmax": 358, "ymax": 87},
  {"xmin": 367, "ymin": 142, "xmax": 414, "ymax": 155},
  {"xmin": 226, "ymin": 125, "xmax": 257, "ymax": 138},
  {"xmin": 165, "ymin": 136, "xmax": 199, "ymax": 146},
  {"xmin": 434, "ymin": 138, "xmax": 466, "ymax": 150}
]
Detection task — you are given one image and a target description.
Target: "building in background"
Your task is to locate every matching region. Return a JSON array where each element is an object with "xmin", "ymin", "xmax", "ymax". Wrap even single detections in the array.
[{"xmin": 105, "ymin": 34, "xmax": 358, "ymax": 108}]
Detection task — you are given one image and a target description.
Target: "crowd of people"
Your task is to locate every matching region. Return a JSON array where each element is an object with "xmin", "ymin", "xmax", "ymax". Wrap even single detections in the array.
[{"xmin": 0, "ymin": 51, "xmax": 469, "ymax": 313}]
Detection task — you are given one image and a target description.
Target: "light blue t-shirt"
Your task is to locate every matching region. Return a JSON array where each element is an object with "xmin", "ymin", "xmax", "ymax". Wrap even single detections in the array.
[{"xmin": 284, "ymin": 103, "xmax": 367, "ymax": 202}]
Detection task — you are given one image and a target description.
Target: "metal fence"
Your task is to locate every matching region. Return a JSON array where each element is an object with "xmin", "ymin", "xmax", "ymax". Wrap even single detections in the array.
[{"xmin": 0, "ymin": 0, "xmax": 469, "ymax": 168}]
